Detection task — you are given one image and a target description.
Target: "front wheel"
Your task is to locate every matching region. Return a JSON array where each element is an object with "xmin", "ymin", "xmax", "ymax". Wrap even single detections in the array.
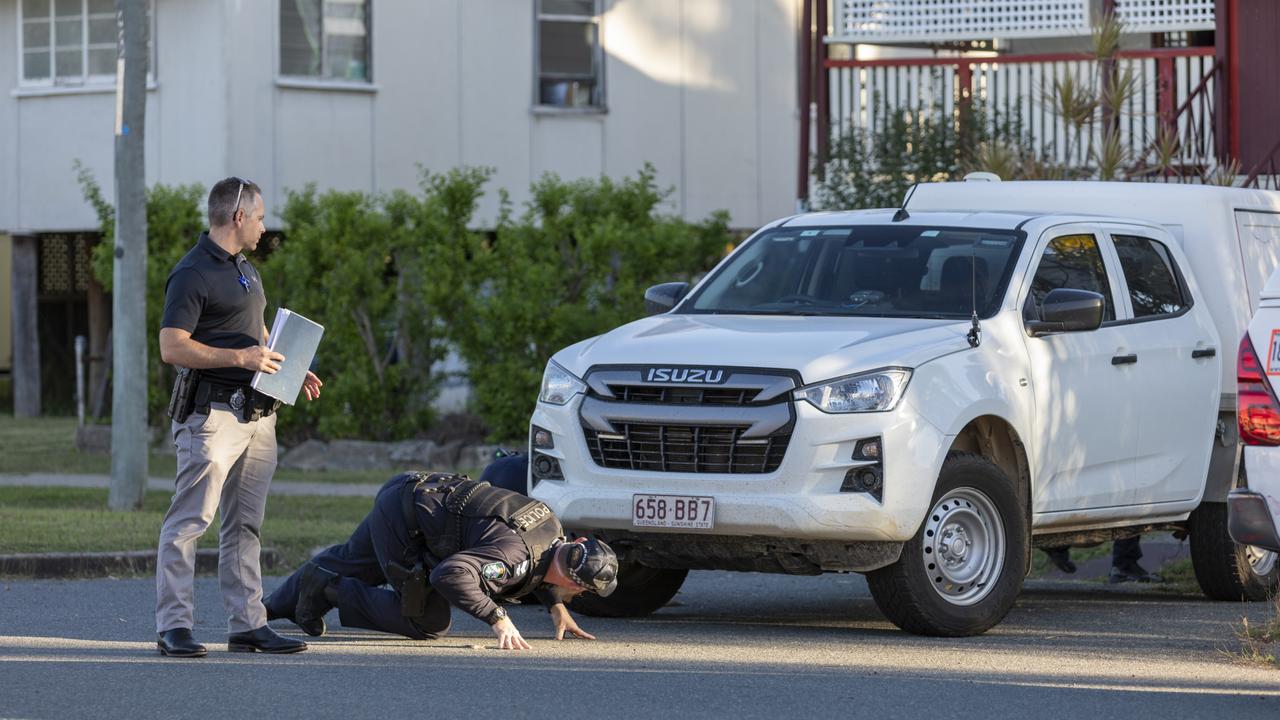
[
  {"xmin": 866, "ymin": 452, "xmax": 1028, "ymax": 637},
  {"xmin": 1189, "ymin": 501, "xmax": 1280, "ymax": 601},
  {"xmin": 568, "ymin": 564, "xmax": 689, "ymax": 618}
]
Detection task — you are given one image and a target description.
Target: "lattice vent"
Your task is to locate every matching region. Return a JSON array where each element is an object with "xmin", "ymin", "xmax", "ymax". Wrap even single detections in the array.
[
  {"xmin": 834, "ymin": 0, "xmax": 1090, "ymax": 42},
  {"xmin": 831, "ymin": 0, "xmax": 1215, "ymax": 42},
  {"xmin": 1114, "ymin": 0, "xmax": 1215, "ymax": 32}
]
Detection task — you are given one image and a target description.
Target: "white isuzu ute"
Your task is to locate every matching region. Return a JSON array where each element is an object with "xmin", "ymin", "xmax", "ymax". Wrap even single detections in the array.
[{"xmin": 528, "ymin": 181, "xmax": 1280, "ymax": 636}]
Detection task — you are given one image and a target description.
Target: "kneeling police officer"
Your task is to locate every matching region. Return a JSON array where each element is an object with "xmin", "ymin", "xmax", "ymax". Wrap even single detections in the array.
[{"xmin": 264, "ymin": 471, "xmax": 617, "ymax": 649}]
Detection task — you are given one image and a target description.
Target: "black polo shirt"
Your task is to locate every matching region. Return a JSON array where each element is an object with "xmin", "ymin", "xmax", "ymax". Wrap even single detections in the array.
[{"xmin": 160, "ymin": 232, "xmax": 267, "ymax": 386}]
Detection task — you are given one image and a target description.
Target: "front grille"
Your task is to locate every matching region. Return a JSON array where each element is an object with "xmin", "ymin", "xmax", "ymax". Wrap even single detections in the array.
[
  {"xmin": 584, "ymin": 423, "xmax": 790, "ymax": 474},
  {"xmin": 607, "ymin": 385, "xmax": 760, "ymax": 406}
]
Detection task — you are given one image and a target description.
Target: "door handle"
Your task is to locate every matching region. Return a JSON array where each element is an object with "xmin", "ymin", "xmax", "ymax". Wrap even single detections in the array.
[
  {"xmin": 1191, "ymin": 348, "xmax": 1217, "ymax": 359},
  {"xmin": 1111, "ymin": 354, "xmax": 1138, "ymax": 366}
]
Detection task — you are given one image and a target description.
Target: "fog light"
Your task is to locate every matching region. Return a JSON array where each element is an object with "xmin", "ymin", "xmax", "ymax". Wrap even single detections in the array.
[
  {"xmin": 840, "ymin": 466, "xmax": 883, "ymax": 502},
  {"xmin": 531, "ymin": 425, "xmax": 554, "ymax": 449},
  {"xmin": 532, "ymin": 451, "xmax": 563, "ymax": 481}
]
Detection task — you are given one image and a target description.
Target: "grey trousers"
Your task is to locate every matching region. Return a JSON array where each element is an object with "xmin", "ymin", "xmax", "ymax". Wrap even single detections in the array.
[{"xmin": 155, "ymin": 402, "xmax": 278, "ymax": 634}]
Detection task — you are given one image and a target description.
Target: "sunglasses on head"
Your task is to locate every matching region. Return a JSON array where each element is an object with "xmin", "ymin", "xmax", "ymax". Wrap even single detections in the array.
[{"xmin": 231, "ymin": 177, "xmax": 253, "ymax": 221}]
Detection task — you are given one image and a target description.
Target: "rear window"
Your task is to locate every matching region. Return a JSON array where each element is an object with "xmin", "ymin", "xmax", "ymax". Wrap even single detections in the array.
[{"xmin": 1112, "ymin": 235, "xmax": 1188, "ymax": 318}]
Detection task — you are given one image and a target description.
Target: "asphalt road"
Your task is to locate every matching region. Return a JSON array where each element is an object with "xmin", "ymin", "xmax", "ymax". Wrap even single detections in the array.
[{"xmin": 0, "ymin": 572, "xmax": 1276, "ymax": 720}]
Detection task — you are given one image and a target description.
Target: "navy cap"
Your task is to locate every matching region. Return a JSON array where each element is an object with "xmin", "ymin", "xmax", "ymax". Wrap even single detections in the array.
[{"xmin": 564, "ymin": 538, "xmax": 619, "ymax": 597}]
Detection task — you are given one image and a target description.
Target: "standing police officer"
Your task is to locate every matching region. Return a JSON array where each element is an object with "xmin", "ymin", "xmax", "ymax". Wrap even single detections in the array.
[
  {"xmin": 264, "ymin": 472, "xmax": 618, "ymax": 650},
  {"xmin": 154, "ymin": 177, "xmax": 323, "ymax": 657}
]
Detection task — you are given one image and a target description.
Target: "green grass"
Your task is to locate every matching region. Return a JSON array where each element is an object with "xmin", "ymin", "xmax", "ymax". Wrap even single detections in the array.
[
  {"xmin": 0, "ymin": 485, "xmax": 368, "ymax": 572},
  {"xmin": 1148, "ymin": 557, "xmax": 1202, "ymax": 595},
  {"xmin": 0, "ymin": 413, "xmax": 446, "ymax": 484}
]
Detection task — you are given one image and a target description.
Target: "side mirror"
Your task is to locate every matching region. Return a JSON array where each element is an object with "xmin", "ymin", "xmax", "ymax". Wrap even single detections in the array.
[
  {"xmin": 644, "ymin": 282, "xmax": 690, "ymax": 315},
  {"xmin": 1026, "ymin": 288, "xmax": 1105, "ymax": 336}
]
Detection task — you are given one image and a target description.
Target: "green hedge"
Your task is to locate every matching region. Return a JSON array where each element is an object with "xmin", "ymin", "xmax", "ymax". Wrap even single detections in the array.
[
  {"xmin": 78, "ymin": 165, "xmax": 732, "ymax": 440},
  {"xmin": 449, "ymin": 166, "xmax": 731, "ymax": 439},
  {"xmin": 77, "ymin": 163, "xmax": 206, "ymax": 423}
]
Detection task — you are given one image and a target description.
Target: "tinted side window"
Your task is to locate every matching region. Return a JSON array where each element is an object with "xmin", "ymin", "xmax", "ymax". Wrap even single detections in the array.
[
  {"xmin": 1112, "ymin": 235, "xmax": 1187, "ymax": 318},
  {"xmin": 1028, "ymin": 234, "xmax": 1116, "ymax": 322}
]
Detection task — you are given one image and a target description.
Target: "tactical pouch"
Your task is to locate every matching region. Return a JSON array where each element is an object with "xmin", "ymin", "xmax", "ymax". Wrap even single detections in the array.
[
  {"xmin": 166, "ymin": 368, "xmax": 202, "ymax": 423},
  {"xmin": 387, "ymin": 561, "xmax": 430, "ymax": 618}
]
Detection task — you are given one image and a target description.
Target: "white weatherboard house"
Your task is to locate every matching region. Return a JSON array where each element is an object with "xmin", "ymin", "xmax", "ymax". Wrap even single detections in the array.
[{"xmin": 0, "ymin": 0, "xmax": 801, "ymax": 410}]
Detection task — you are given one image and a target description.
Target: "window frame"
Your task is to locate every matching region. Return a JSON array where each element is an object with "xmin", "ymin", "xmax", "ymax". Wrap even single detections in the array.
[
  {"xmin": 1021, "ymin": 230, "xmax": 1124, "ymax": 328},
  {"xmin": 1106, "ymin": 232, "xmax": 1195, "ymax": 325},
  {"xmin": 17, "ymin": 0, "xmax": 155, "ymax": 89},
  {"xmin": 533, "ymin": 0, "xmax": 606, "ymax": 113},
  {"xmin": 277, "ymin": 0, "xmax": 374, "ymax": 85}
]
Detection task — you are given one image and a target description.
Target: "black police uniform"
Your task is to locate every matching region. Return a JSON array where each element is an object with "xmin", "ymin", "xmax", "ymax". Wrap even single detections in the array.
[{"xmin": 265, "ymin": 473, "xmax": 562, "ymax": 640}]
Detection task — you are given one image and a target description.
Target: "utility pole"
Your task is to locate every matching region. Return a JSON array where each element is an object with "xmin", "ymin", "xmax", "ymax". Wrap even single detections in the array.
[{"xmin": 108, "ymin": 0, "xmax": 148, "ymax": 511}]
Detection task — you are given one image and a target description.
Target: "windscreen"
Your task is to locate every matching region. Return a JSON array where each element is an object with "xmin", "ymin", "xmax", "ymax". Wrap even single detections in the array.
[{"xmin": 682, "ymin": 225, "xmax": 1023, "ymax": 318}]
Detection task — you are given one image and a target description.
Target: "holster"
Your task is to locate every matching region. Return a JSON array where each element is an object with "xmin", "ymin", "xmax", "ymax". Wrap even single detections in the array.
[
  {"xmin": 166, "ymin": 367, "xmax": 201, "ymax": 423},
  {"xmin": 386, "ymin": 561, "xmax": 430, "ymax": 618}
]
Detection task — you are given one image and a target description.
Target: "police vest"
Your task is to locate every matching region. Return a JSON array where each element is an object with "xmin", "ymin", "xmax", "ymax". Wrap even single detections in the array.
[{"xmin": 400, "ymin": 473, "xmax": 562, "ymax": 598}]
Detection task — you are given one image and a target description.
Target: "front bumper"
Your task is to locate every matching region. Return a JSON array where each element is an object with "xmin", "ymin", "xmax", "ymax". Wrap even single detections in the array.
[{"xmin": 529, "ymin": 394, "xmax": 948, "ymax": 545}]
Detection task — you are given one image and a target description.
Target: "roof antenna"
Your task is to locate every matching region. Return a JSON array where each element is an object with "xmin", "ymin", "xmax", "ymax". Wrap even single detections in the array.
[
  {"xmin": 892, "ymin": 184, "xmax": 918, "ymax": 223},
  {"xmin": 966, "ymin": 239, "xmax": 981, "ymax": 348}
]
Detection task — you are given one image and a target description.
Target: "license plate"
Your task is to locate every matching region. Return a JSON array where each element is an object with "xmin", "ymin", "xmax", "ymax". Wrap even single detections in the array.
[{"xmin": 632, "ymin": 494, "xmax": 715, "ymax": 529}]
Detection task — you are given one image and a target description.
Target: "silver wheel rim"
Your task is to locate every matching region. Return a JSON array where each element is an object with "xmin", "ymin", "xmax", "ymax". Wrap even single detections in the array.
[
  {"xmin": 1246, "ymin": 545, "xmax": 1278, "ymax": 577},
  {"xmin": 921, "ymin": 487, "xmax": 1006, "ymax": 606}
]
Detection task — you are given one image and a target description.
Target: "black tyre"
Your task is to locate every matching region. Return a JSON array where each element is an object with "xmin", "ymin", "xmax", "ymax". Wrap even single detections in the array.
[
  {"xmin": 1189, "ymin": 501, "xmax": 1280, "ymax": 601},
  {"xmin": 866, "ymin": 452, "xmax": 1028, "ymax": 637},
  {"xmin": 568, "ymin": 564, "xmax": 688, "ymax": 618}
]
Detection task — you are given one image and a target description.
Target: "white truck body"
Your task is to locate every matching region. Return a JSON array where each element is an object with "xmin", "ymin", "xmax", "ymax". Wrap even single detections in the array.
[{"xmin": 530, "ymin": 182, "xmax": 1280, "ymax": 634}]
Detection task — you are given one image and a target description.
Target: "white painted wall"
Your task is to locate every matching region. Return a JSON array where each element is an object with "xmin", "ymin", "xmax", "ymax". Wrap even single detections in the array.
[{"xmin": 0, "ymin": 0, "xmax": 800, "ymax": 234}]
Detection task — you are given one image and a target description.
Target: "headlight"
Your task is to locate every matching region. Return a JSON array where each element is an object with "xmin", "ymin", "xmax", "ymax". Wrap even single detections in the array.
[
  {"xmin": 539, "ymin": 360, "xmax": 586, "ymax": 405},
  {"xmin": 793, "ymin": 369, "xmax": 912, "ymax": 413}
]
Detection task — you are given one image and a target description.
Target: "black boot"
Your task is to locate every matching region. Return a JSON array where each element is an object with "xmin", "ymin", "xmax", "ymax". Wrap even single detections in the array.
[
  {"xmin": 1044, "ymin": 547, "xmax": 1076, "ymax": 574},
  {"xmin": 294, "ymin": 562, "xmax": 339, "ymax": 636}
]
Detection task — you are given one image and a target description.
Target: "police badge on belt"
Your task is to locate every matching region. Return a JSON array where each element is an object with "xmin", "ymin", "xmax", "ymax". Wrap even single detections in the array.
[{"xmin": 229, "ymin": 387, "xmax": 246, "ymax": 411}]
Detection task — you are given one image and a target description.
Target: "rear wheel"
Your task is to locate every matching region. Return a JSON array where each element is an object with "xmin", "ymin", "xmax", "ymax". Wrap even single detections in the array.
[
  {"xmin": 866, "ymin": 452, "xmax": 1027, "ymax": 637},
  {"xmin": 569, "ymin": 563, "xmax": 689, "ymax": 618},
  {"xmin": 1189, "ymin": 501, "xmax": 1280, "ymax": 601}
]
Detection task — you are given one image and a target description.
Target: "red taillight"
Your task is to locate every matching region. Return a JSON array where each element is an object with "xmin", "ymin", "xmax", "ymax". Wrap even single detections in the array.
[{"xmin": 1238, "ymin": 334, "xmax": 1280, "ymax": 446}]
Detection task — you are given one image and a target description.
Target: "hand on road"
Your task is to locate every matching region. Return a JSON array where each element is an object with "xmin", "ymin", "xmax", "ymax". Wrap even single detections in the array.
[
  {"xmin": 491, "ymin": 617, "xmax": 531, "ymax": 650},
  {"xmin": 238, "ymin": 346, "xmax": 284, "ymax": 374},
  {"xmin": 302, "ymin": 371, "xmax": 323, "ymax": 401},
  {"xmin": 550, "ymin": 604, "xmax": 596, "ymax": 641}
]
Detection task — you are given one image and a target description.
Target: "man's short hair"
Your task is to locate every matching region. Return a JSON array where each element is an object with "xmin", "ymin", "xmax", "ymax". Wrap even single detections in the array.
[{"xmin": 207, "ymin": 177, "xmax": 261, "ymax": 228}]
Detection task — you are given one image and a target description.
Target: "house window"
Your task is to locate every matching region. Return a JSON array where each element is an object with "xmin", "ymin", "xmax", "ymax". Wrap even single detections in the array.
[
  {"xmin": 536, "ymin": 0, "xmax": 603, "ymax": 109},
  {"xmin": 280, "ymin": 0, "xmax": 372, "ymax": 82},
  {"xmin": 19, "ymin": 0, "xmax": 145, "ymax": 86}
]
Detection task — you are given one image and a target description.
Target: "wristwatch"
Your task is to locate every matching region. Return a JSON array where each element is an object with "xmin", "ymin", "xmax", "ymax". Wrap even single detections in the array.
[{"xmin": 487, "ymin": 606, "xmax": 509, "ymax": 625}]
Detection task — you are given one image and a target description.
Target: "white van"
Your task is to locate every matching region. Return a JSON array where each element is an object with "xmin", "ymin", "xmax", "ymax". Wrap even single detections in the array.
[{"xmin": 528, "ymin": 182, "xmax": 1280, "ymax": 636}]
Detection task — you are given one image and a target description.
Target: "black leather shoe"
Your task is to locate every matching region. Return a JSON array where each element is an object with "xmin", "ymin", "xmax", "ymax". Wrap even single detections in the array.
[
  {"xmin": 227, "ymin": 626, "xmax": 307, "ymax": 654},
  {"xmin": 295, "ymin": 562, "xmax": 338, "ymax": 630},
  {"xmin": 157, "ymin": 628, "xmax": 207, "ymax": 658}
]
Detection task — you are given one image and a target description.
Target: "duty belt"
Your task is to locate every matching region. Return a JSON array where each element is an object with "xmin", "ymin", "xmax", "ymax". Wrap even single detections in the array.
[{"xmin": 196, "ymin": 382, "xmax": 280, "ymax": 419}]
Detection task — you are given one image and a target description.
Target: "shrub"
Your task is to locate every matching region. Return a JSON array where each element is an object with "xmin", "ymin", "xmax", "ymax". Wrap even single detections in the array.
[
  {"xmin": 76, "ymin": 164, "xmax": 205, "ymax": 423},
  {"xmin": 447, "ymin": 165, "xmax": 733, "ymax": 440},
  {"xmin": 263, "ymin": 170, "xmax": 489, "ymax": 440}
]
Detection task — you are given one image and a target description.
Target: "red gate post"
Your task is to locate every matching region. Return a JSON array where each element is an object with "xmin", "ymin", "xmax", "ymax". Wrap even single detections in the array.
[{"xmin": 1157, "ymin": 56, "xmax": 1176, "ymax": 148}]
